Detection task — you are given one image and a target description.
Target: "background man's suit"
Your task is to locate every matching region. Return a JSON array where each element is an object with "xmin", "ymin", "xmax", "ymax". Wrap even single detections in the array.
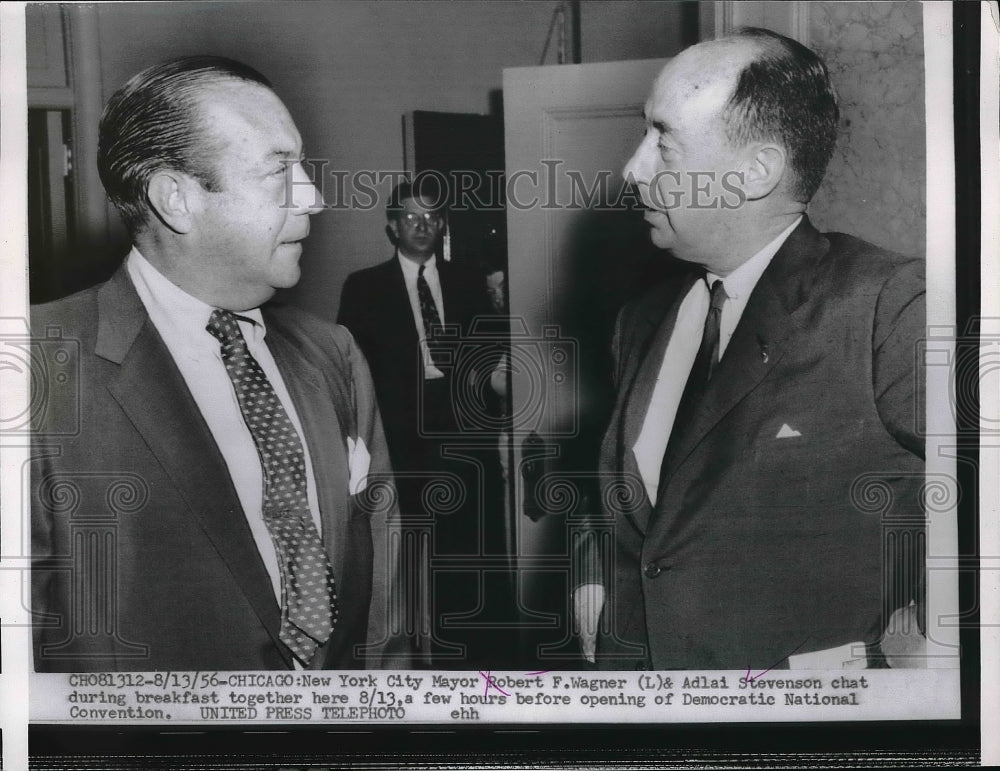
[
  {"xmin": 32, "ymin": 266, "xmax": 407, "ymax": 671},
  {"xmin": 338, "ymin": 257, "xmax": 500, "ymax": 540},
  {"xmin": 338, "ymin": 257, "xmax": 497, "ymax": 481},
  {"xmin": 338, "ymin": 256, "xmax": 506, "ymax": 666},
  {"xmin": 584, "ymin": 217, "xmax": 925, "ymax": 670}
]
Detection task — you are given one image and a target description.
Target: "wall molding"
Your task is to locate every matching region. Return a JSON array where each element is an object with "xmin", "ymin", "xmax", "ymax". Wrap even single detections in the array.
[{"xmin": 713, "ymin": 1, "xmax": 810, "ymax": 45}]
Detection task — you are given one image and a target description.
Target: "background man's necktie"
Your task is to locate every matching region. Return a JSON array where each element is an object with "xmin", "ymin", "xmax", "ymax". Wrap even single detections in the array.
[
  {"xmin": 207, "ymin": 309, "xmax": 337, "ymax": 666},
  {"xmin": 417, "ymin": 263, "xmax": 447, "ymax": 369},
  {"xmin": 661, "ymin": 278, "xmax": 728, "ymax": 469}
]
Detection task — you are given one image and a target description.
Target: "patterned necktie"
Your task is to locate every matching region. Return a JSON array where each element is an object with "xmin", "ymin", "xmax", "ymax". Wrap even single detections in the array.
[
  {"xmin": 206, "ymin": 309, "xmax": 337, "ymax": 666},
  {"xmin": 417, "ymin": 263, "xmax": 447, "ymax": 369}
]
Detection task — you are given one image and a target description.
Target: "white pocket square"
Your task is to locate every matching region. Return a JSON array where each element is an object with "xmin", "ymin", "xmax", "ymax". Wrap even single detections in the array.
[
  {"xmin": 346, "ymin": 436, "xmax": 371, "ymax": 495},
  {"xmin": 775, "ymin": 423, "xmax": 802, "ymax": 439}
]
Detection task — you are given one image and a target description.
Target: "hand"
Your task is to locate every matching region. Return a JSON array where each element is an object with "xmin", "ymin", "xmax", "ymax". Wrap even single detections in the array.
[
  {"xmin": 489, "ymin": 352, "xmax": 509, "ymax": 399},
  {"xmin": 573, "ymin": 583, "xmax": 605, "ymax": 663},
  {"xmin": 880, "ymin": 601, "xmax": 927, "ymax": 668}
]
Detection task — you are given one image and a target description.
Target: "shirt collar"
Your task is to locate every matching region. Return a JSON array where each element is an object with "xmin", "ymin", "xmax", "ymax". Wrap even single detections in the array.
[
  {"xmin": 397, "ymin": 251, "xmax": 437, "ymax": 280},
  {"xmin": 708, "ymin": 215, "xmax": 802, "ymax": 300},
  {"xmin": 126, "ymin": 246, "xmax": 267, "ymax": 349}
]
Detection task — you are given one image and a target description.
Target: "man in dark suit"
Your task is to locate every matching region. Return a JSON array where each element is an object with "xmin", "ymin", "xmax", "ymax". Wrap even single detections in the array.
[
  {"xmin": 31, "ymin": 56, "xmax": 408, "ymax": 671},
  {"xmin": 575, "ymin": 29, "xmax": 925, "ymax": 670},
  {"xmin": 338, "ymin": 180, "xmax": 507, "ymax": 668}
]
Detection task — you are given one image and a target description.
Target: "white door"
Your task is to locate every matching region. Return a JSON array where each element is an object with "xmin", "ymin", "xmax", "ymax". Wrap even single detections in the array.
[{"xmin": 503, "ymin": 59, "xmax": 669, "ymax": 664}]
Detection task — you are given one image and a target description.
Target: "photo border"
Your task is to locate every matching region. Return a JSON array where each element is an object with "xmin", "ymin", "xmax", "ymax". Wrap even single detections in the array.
[{"xmin": 1, "ymin": 1, "xmax": 992, "ymax": 767}]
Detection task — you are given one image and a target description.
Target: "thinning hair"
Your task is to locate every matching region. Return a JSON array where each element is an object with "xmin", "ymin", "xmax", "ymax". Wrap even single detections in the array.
[
  {"xmin": 721, "ymin": 28, "xmax": 839, "ymax": 202},
  {"xmin": 97, "ymin": 55, "xmax": 272, "ymax": 236}
]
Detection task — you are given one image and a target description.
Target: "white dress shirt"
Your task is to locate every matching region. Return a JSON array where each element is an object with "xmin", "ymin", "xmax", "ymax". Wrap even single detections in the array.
[
  {"xmin": 397, "ymin": 251, "xmax": 446, "ymax": 380},
  {"xmin": 126, "ymin": 248, "xmax": 323, "ymax": 605},
  {"xmin": 633, "ymin": 216, "xmax": 802, "ymax": 504}
]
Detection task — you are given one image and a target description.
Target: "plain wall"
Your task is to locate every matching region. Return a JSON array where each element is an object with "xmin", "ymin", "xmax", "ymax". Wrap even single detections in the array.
[{"xmin": 83, "ymin": 0, "xmax": 693, "ymax": 320}]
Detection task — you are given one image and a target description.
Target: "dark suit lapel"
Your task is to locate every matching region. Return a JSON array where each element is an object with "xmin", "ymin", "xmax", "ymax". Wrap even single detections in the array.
[
  {"xmin": 611, "ymin": 273, "xmax": 699, "ymax": 534},
  {"xmin": 97, "ymin": 267, "xmax": 291, "ymax": 667},
  {"xmin": 655, "ymin": 218, "xmax": 829, "ymax": 505},
  {"xmin": 436, "ymin": 260, "xmax": 457, "ymax": 324},
  {"xmin": 265, "ymin": 324, "xmax": 351, "ymax": 589},
  {"xmin": 620, "ymin": 273, "xmax": 700, "ymax": 454},
  {"xmin": 386, "ymin": 257, "xmax": 420, "ymax": 336},
  {"xmin": 383, "ymin": 257, "xmax": 423, "ymax": 367}
]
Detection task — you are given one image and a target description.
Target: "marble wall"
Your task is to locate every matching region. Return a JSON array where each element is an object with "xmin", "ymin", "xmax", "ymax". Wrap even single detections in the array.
[{"xmin": 807, "ymin": 2, "xmax": 926, "ymax": 260}]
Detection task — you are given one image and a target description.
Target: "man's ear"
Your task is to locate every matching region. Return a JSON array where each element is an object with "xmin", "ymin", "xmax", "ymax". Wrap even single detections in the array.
[
  {"xmin": 385, "ymin": 220, "xmax": 399, "ymax": 245},
  {"xmin": 146, "ymin": 171, "xmax": 200, "ymax": 234},
  {"xmin": 742, "ymin": 143, "xmax": 787, "ymax": 201}
]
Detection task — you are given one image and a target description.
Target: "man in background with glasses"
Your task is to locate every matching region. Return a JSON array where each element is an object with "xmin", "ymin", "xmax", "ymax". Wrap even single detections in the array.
[{"xmin": 339, "ymin": 178, "xmax": 507, "ymax": 668}]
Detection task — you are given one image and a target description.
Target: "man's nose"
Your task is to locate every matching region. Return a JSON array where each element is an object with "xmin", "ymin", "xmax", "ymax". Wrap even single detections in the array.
[
  {"xmin": 622, "ymin": 133, "xmax": 656, "ymax": 186},
  {"xmin": 289, "ymin": 162, "xmax": 325, "ymax": 214}
]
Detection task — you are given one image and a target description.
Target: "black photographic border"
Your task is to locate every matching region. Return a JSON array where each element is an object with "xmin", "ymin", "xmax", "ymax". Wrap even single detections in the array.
[{"xmin": 25, "ymin": 2, "xmax": 985, "ymax": 768}]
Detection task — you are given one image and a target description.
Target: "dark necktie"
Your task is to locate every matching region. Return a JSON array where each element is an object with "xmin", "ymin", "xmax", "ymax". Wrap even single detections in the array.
[
  {"xmin": 417, "ymin": 263, "xmax": 447, "ymax": 369},
  {"xmin": 206, "ymin": 309, "xmax": 337, "ymax": 666},
  {"xmin": 665, "ymin": 277, "xmax": 728, "ymax": 452}
]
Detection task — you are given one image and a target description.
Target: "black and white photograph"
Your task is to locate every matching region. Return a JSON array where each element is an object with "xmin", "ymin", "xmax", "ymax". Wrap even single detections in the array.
[{"xmin": 0, "ymin": 1, "xmax": 994, "ymax": 768}]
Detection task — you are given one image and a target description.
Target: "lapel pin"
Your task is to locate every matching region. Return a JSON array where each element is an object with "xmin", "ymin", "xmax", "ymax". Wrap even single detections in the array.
[{"xmin": 759, "ymin": 344, "xmax": 769, "ymax": 364}]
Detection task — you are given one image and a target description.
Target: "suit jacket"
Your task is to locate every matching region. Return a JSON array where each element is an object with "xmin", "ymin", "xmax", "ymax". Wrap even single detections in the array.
[
  {"xmin": 337, "ymin": 256, "xmax": 498, "ymax": 476},
  {"xmin": 31, "ymin": 265, "xmax": 409, "ymax": 671},
  {"xmin": 585, "ymin": 217, "xmax": 925, "ymax": 670}
]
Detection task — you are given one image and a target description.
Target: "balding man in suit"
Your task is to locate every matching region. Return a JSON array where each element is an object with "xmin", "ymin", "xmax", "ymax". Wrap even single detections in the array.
[{"xmin": 575, "ymin": 29, "xmax": 925, "ymax": 671}]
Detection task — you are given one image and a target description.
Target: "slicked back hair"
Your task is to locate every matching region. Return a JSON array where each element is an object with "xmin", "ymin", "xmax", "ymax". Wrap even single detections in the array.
[
  {"xmin": 722, "ymin": 28, "xmax": 839, "ymax": 202},
  {"xmin": 97, "ymin": 55, "xmax": 272, "ymax": 236},
  {"xmin": 386, "ymin": 175, "xmax": 448, "ymax": 221}
]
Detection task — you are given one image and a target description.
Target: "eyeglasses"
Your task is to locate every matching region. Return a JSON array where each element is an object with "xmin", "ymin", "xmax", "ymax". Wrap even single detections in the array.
[{"xmin": 399, "ymin": 211, "xmax": 443, "ymax": 227}]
